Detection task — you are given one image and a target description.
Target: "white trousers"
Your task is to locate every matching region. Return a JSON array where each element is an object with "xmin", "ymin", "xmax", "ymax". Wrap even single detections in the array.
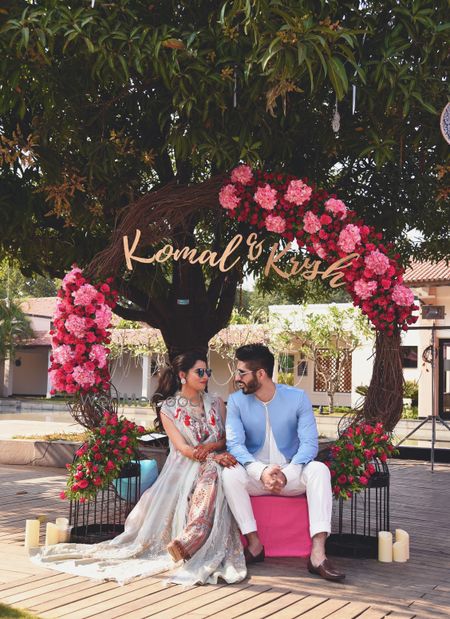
[{"xmin": 222, "ymin": 461, "xmax": 332, "ymax": 539}]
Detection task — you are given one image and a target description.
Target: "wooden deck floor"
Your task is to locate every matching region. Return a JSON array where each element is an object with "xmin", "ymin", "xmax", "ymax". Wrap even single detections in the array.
[{"xmin": 0, "ymin": 461, "xmax": 449, "ymax": 619}]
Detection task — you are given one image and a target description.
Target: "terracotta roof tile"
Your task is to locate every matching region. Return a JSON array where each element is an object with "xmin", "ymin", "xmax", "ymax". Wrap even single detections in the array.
[{"xmin": 403, "ymin": 259, "xmax": 450, "ymax": 286}]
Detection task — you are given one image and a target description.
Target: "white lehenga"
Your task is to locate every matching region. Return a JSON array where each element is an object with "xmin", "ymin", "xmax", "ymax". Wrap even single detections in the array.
[{"xmin": 30, "ymin": 393, "xmax": 246, "ymax": 586}]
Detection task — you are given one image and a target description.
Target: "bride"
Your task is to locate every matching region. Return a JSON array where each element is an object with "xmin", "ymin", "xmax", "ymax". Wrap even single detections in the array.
[{"xmin": 31, "ymin": 351, "xmax": 246, "ymax": 586}]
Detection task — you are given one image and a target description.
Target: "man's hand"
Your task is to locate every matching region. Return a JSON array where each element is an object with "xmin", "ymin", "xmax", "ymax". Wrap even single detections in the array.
[{"xmin": 261, "ymin": 465, "xmax": 287, "ymax": 494}]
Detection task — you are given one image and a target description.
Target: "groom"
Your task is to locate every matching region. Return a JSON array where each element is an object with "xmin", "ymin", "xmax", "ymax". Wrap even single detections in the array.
[{"xmin": 223, "ymin": 343, "xmax": 345, "ymax": 582}]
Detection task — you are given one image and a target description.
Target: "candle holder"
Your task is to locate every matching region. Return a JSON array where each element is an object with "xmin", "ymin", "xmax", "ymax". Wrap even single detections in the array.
[
  {"xmin": 69, "ymin": 458, "xmax": 141, "ymax": 544},
  {"xmin": 326, "ymin": 458, "xmax": 390, "ymax": 559}
]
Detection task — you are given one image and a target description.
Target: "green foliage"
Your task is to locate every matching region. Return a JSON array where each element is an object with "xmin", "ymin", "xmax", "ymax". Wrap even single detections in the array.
[
  {"xmin": 402, "ymin": 405, "xmax": 418, "ymax": 419},
  {"xmin": 0, "ymin": 604, "xmax": 43, "ymax": 619},
  {"xmin": 403, "ymin": 379, "xmax": 419, "ymax": 404},
  {"xmin": 0, "ymin": 1, "xmax": 448, "ymax": 349},
  {"xmin": 0, "ymin": 298, "xmax": 34, "ymax": 359},
  {"xmin": 0, "ymin": 258, "xmax": 59, "ymax": 298},
  {"xmin": 277, "ymin": 370, "xmax": 294, "ymax": 386}
]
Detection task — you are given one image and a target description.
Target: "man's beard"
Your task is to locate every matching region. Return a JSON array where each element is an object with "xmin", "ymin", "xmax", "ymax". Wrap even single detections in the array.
[{"xmin": 236, "ymin": 376, "xmax": 261, "ymax": 395}]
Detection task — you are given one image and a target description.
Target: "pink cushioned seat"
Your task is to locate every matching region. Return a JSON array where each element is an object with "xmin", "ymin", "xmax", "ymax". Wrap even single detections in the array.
[{"xmin": 242, "ymin": 495, "xmax": 312, "ymax": 557}]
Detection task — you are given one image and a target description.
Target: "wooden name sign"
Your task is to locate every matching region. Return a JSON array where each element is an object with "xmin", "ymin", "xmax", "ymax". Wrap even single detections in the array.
[{"xmin": 123, "ymin": 230, "xmax": 358, "ymax": 288}]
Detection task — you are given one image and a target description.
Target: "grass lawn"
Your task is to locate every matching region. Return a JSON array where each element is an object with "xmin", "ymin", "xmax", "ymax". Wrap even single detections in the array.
[{"xmin": 0, "ymin": 604, "xmax": 43, "ymax": 619}]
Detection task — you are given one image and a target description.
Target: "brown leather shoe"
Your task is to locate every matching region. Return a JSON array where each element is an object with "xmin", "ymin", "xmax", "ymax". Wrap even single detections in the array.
[
  {"xmin": 307, "ymin": 558, "xmax": 345, "ymax": 582},
  {"xmin": 244, "ymin": 545, "xmax": 265, "ymax": 564}
]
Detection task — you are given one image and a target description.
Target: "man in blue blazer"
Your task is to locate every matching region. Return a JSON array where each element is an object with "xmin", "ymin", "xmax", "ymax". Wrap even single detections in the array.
[{"xmin": 223, "ymin": 343, "xmax": 345, "ymax": 582}]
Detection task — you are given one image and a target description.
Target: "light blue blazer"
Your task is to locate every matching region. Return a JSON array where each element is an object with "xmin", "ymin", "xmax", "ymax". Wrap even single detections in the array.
[{"xmin": 226, "ymin": 384, "xmax": 318, "ymax": 466}]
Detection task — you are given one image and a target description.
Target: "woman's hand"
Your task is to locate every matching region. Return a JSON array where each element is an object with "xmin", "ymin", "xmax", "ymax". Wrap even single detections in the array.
[
  {"xmin": 192, "ymin": 445, "xmax": 211, "ymax": 461},
  {"xmin": 213, "ymin": 452, "xmax": 237, "ymax": 468}
]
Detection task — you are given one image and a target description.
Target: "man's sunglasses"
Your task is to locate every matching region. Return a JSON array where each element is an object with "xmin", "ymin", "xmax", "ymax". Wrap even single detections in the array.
[
  {"xmin": 194, "ymin": 368, "xmax": 212, "ymax": 378},
  {"xmin": 235, "ymin": 369, "xmax": 255, "ymax": 377}
]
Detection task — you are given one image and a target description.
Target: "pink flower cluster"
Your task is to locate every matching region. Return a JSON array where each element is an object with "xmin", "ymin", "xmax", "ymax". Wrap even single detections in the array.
[
  {"xmin": 392, "ymin": 284, "xmax": 415, "ymax": 306},
  {"xmin": 219, "ymin": 165, "xmax": 418, "ymax": 333},
  {"xmin": 325, "ymin": 198, "xmax": 347, "ymax": 218},
  {"xmin": 303, "ymin": 211, "xmax": 321, "ymax": 234},
  {"xmin": 49, "ymin": 266, "xmax": 117, "ymax": 394},
  {"xmin": 338, "ymin": 224, "xmax": 361, "ymax": 253},
  {"xmin": 219, "ymin": 184, "xmax": 240, "ymax": 210},
  {"xmin": 265, "ymin": 215, "xmax": 286, "ymax": 233},
  {"xmin": 230, "ymin": 164, "xmax": 253, "ymax": 185},
  {"xmin": 354, "ymin": 278, "xmax": 378, "ymax": 300},
  {"xmin": 62, "ymin": 411, "xmax": 146, "ymax": 502},
  {"xmin": 254, "ymin": 184, "xmax": 277, "ymax": 210},
  {"xmin": 285, "ymin": 179, "xmax": 312, "ymax": 206},
  {"xmin": 364, "ymin": 250, "xmax": 390, "ymax": 275}
]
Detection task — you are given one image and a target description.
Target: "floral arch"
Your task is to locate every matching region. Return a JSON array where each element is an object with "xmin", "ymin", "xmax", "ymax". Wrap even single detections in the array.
[
  {"xmin": 50, "ymin": 165, "xmax": 417, "ymax": 433},
  {"xmin": 219, "ymin": 165, "xmax": 418, "ymax": 431}
]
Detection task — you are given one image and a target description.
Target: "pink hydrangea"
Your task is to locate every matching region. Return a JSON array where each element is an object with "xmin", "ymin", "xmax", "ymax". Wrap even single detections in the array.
[
  {"xmin": 219, "ymin": 184, "xmax": 240, "ymax": 210},
  {"xmin": 354, "ymin": 279, "xmax": 378, "ymax": 300},
  {"xmin": 285, "ymin": 179, "xmax": 312, "ymax": 206},
  {"xmin": 53, "ymin": 344, "xmax": 74, "ymax": 365},
  {"xmin": 364, "ymin": 250, "xmax": 390, "ymax": 275},
  {"xmin": 65, "ymin": 314, "xmax": 87, "ymax": 337},
  {"xmin": 392, "ymin": 284, "xmax": 414, "ymax": 306},
  {"xmin": 62, "ymin": 266, "xmax": 83, "ymax": 289},
  {"xmin": 312, "ymin": 242, "xmax": 328, "ymax": 260},
  {"xmin": 253, "ymin": 184, "xmax": 277, "ymax": 210},
  {"xmin": 338, "ymin": 224, "xmax": 361, "ymax": 253},
  {"xmin": 325, "ymin": 198, "xmax": 347, "ymax": 218},
  {"xmin": 303, "ymin": 211, "xmax": 321, "ymax": 234},
  {"xmin": 265, "ymin": 214, "xmax": 286, "ymax": 233},
  {"xmin": 72, "ymin": 283, "xmax": 99, "ymax": 306},
  {"xmin": 89, "ymin": 344, "xmax": 108, "ymax": 369},
  {"xmin": 230, "ymin": 164, "xmax": 253, "ymax": 185},
  {"xmin": 95, "ymin": 305, "xmax": 112, "ymax": 329},
  {"xmin": 73, "ymin": 365, "xmax": 96, "ymax": 388}
]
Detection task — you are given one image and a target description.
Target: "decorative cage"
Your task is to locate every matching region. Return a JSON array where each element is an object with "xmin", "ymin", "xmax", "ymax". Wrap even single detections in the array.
[
  {"xmin": 69, "ymin": 459, "xmax": 141, "ymax": 544},
  {"xmin": 326, "ymin": 458, "xmax": 390, "ymax": 558}
]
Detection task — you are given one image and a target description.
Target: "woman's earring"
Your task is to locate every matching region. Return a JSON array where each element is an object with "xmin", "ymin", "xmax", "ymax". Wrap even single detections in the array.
[{"xmin": 180, "ymin": 377, "xmax": 186, "ymax": 385}]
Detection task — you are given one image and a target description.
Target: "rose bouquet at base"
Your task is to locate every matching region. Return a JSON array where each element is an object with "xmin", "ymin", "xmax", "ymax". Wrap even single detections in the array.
[
  {"xmin": 61, "ymin": 412, "xmax": 146, "ymax": 502},
  {"xmin": 324, "ymin": 422, "xmax": 398, "ymax": 500}
]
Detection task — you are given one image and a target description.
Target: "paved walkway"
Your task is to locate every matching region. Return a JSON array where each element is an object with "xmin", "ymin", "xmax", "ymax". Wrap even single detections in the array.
[{"xmin": 1, "ymin": 461, "xmax": 449, "ymax": 618}]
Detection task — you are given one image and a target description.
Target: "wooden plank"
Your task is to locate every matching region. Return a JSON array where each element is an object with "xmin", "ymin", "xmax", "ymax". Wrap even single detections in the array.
[
  {"xmin": 133, "ymin": 584, "xmax": 256, "ymax": 619},
  {"xmin": 211, "ymin": 593, "xmax": 329, "ymax": 619},
  {"xmin": 162, "ymin": 583, "xmax": 273, "ymax": 619},
  {"xmin": 41, "ymin": 580, "xmax": 175, "ymax": 619},
  {"xmin": 325, "ymin": 602, "xmax": 372, "ymax": 619},
  {"xmin": 228, "ymin": 592, "xmax": 308, "ymax": 619}
]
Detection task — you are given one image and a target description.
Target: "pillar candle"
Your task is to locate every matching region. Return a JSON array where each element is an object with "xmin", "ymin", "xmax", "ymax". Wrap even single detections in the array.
[
  {"xmin": 24, "ymin": 519, "xmax": 40, "ymax": 549},
  {"xmin": 378, "ymin": 531, "xmax": 393, "ymax": 562},
  {"xmin": 393, "ymin": 540, "xmax": 408, "ymax": 562},
  {"xmin": 45, "ymin": 522, "xmax": 60, "ymax": 546},
  {"xmin": 55, "ymin": 518, "xmax": 70, "ymax": 543},
  {"xmin": 395, "ymin": 529, "xmax": 409, "ymax": 560}
]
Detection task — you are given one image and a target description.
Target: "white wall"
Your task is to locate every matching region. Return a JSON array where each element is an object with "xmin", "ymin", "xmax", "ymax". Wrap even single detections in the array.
[
  {"xmin": 12, "ymin": 348, "xmax": 49, "ymax": 396},
  {"xmin": 110, "ymin": 352, "xmax": 143, "ymax": 401}
]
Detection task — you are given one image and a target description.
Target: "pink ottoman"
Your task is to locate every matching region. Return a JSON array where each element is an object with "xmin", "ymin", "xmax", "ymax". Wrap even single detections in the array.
[{"xmin": 241, "ymin": 495, "xmax": 312, "ymax": 557}]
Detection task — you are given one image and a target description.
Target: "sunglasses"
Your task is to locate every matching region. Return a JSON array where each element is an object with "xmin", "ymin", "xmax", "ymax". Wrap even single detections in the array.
[
  {"xmin": 194, "ymin": 368, "xmax": 212, "ymax": 378},
  {"xmin": 235, "ymin": 369, "xmax": 255, "ymax": 377}
]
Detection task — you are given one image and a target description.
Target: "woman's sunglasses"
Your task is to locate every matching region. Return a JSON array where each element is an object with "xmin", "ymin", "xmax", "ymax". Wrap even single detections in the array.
[{"xmin": 194, "ymin": 368, "xmax": 212, "ymax": 378}]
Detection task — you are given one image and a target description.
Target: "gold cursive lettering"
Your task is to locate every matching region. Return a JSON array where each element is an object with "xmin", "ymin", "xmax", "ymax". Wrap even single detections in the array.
[
  {"xmin": 322, "ymin": 253, "xmax": 359, "ymax": 288},
  {"xmin": 218, "ymin": 234, "xmax": 244, "ymax": 272},
  {"xmin": 264, "ymin": 243, "xmax": 292, "ymax": 279}
]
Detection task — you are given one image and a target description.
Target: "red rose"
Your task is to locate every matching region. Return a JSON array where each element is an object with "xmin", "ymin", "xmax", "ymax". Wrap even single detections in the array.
[
  {"xmin": 94, "ymin": 453, "xmax": 102, "ymax": 461},
  {"xmin": 337, "ymin": 474, "xmax": 347, "ymax": 484},
  {"xmin": 359, "ymin": 476, "xmax": 368, "ymax": 485},
  {"xmin": 59, "ymin": 491, "xmax": 67, "ymax": 500},
  {"xmin": 99, "ymin": 427, "xmax": 107, "ymax": 436},
  {"xmin": 352, "ymin": 457, "xmax": 361, "ymax": 466},
  {"xmin": 94, "ymin": 477, "xmax": 103, "ymax": 486},
  {"xmin": 78, "ymin": 479, "xmax": 89, "ymax": 489}
]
